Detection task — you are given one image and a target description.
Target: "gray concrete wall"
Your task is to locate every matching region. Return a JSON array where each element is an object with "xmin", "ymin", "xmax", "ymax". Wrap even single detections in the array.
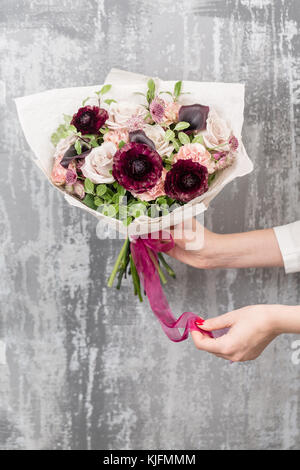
[{"xmin": 0, "ymin": 0, "xmax": 299, "ymax": 450}]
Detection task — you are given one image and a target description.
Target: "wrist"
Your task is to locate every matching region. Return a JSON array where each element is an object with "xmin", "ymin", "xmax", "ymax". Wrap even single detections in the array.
[{"xmin": 269, "ymin": 305, "xmax": 300, "ymax": 335}]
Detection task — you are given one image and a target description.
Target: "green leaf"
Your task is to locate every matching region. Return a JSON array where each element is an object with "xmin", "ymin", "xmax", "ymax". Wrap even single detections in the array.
[
  {"xmin": 63, "ymin": 114, "xmax": 72, "ymax": 124},
  {"xmin": 99, "ymin": 84, "xmax": 112, "ymax": 95},
  {"xmin": 101, "ymin": 204, "xmax": 117, "ymax": 217},
  {"xmin": 178, "ymin": 132, "xmax": 190, "ymax": 145},
  {"xmin": 208, "ymin": 173, "xmax": 216, "ymax": 186},
  {"xmin": 94, "ymin": 196, "xmax": 104, "ymax": 207},
  {"xmin": 100, "ymin": 127, "xmax": 109, "ymax": 134},
  {"xmin": 116, "ymin": 184, "xmax": 126, "ymax": 196},
  {"xmin": 84, "ymin": 178, "xmax": 95, "ymax": 195},
  {"xmin": 96, "ymin": 184, "xmax": 107, "ymax": 197},
  {"xmin": 74, "ymin": 139, "xmax": 82, "ymax": 155},
  {"xmin": 129, "ymin": 203, "xmax": 146, "ymax": 218},
  {"xmin": 192, "ymin": 134, "xmax": 205, "ymax": 145},
  {"xmin": 118, "ymin": 205, "xmax": 128, "ymax": 219},
  {"xmin": 159, "ymin": 91, "xmax": 173, "ymax": 97},
  {"xmin": 118, "ymin": 140, "xmax": 126, "ymax": 149},
  {"xmin": 51, "ymin": 122, "xmax": 75, "ymax": 146},
  {"xmin": 174, "ymin": 121, "xmax": 190, "ymax": 131},
  {"xmin": 104, "ymin": 98, "xmax": 117, "ymax": 105},
  {"xmin": 172, "ymin": 139, "xmax": 180, "ymax": 151},
  {"xmin": 156, "ymin": 196, "xmax": 167, "ymax": 205},
  {"xmin": 164, "ymin": 129, "xmax": 175, "ymax": 142},
  {"xmin": 82, "ymin": 194, "xmax": 97, "ymax": 210},
  {"xmin": 147, "ymin": 78, "xmax": 155, "ymax": 94},
  {"xmin": 174, "ymin": 81, "xmax": 182, "ymax": 99},
  {"xmin": 147, "ymin": 78, "xmax": 156, "ymax": 103},
  {"xmin": 82, "ymin": 97, "xmax": 90, "ymax": 106},
  {"xmin": 123, "ymin": 216, "xmax": 133, "ymax": 226}
]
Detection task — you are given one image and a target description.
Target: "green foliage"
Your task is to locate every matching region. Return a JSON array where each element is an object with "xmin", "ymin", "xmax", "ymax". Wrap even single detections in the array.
[
  {"xmin": 178, "ymin": 132, "xmax": 190, "ymax": 145},
  {"xmin": 82, "ymin": 194, "xmax": 97, "ymax": 210},
  {"xmin": 146, "ymin": 78, "xmax": 156, "ymax": 104},
  {"xmin": 174, "ymin": 81, "xmax": 182, "ymax": 100},
  {"xmin": 96, "ymin": 184, "xmax": 107, "ymax": 197},
  {"xmin": 51, "ymin": 115, "xmax": 76, "ymax": 146},
  {"xmin": 174, "ymin": 121, "xmax": 190, "ymax": 131},
  {"xmin": 74, "ymin": 139, "xmax": 82, "ymax": 155},
  {"xmin": 84, "ymin": 178, "xmax": 95, "ymax": 195},
  {"xmin": 192, "ymin": 134, "xmax": 205, "ymax": 145}
]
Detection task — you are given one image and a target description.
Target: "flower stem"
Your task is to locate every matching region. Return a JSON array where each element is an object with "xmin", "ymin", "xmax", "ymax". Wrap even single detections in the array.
[
  {"xmin": 158, "ymin": 253, "xmax": 176, "ymax": 279},
  {"xmin": 146, "ymin": 247, "xmax": 167, "ymax": 285},
  {"xmin": 129, "ymin": 254, "xmax": 143, "ymax": 302},
  {"xmin": 107, "ymin": 238, "xmax": 129, "ymax": 288}
]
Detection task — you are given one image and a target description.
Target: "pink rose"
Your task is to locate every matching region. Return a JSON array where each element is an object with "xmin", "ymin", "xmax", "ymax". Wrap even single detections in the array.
[
  {"xmin": 163, "ymin": 101, "xmax": 181, "ymax": 126},
  {"xmin": 173, "ymin": 143, "xmax": 216, "ymax": 174},
  {"xmin": 103, "ymin": 129, "xmax": 129, "ymax": 147},
  {"xmin": 131, "ymin": 169, "xmax": 167, "ymax": 202}
]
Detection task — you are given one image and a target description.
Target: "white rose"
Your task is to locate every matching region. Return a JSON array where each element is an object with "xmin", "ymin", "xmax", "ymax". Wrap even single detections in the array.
[
  {"xmin": 203, "ymin": 109, "xmax": 231, "ymax": 149},
  {"xmin": 143, "ymin": 124, "xmax": 174, "ymax": 157},
  {"xmin": 81, "ymin": 142, "xmax": 117, "ymax": 184},
  {"xmin": 106, "ymin": 101, "xmax": 147, "ymax": 130}
]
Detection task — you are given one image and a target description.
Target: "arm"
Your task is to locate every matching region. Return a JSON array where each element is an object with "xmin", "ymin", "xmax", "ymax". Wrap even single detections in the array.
[
  {"xmin": 192, "ymin": 305, "xmax": 300, "ymax": 362},
  {"xmin": 167, "ymin": 219, "xmax": 284, "ymax": 269}
]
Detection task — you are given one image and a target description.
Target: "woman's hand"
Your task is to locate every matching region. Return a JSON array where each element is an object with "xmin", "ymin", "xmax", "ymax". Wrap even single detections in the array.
[
  {"xmin": 167, "ymin": 218, "xmax": 284, "ymax": 270},
  {"xmin": 191, "ymin": 305, "xmax": 300, "ymax": 362}
]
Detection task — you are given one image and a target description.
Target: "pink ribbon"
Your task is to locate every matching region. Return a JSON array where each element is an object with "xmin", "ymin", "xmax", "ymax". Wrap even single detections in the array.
[{"xmin": 130, "ymin": 232, "xmax": 213, "ymax": 342}]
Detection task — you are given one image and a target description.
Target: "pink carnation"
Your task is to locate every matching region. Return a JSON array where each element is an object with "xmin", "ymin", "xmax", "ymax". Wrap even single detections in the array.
[
  {"xmin": 104, "ymin": 129, "xmax": 129, "ymax": 147},
  {"xmin": 173, "ymin": 143, "xmax": 216, "ymax": 174},
  {"xmin": 163, "ymin": 101, "xmax": 181, "ymax": 125},
  {"xmin": 131, "ymin": 169, "xmax": 167, "ymax": 202}
]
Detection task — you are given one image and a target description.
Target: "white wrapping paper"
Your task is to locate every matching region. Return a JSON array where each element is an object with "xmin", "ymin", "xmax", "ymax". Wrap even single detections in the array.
[{"xmin": 15, "ymin": 68, "xmax": 253, "ymax": 235}]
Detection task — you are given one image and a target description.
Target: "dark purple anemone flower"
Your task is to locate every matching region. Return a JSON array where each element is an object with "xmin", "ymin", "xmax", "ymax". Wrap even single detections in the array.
[
  {"xmin": 71, "ymin": 105, "xmax": 108, "ymax": 135},
  {"xmin": 112, "ymin": 143, "xmax": 163, "ymax": 193},
  {"xmin": 164, "ymin": 159, "xmax": 208, "ymax": 203},
  {"xmin": 178, "ymin": 104, "xmax": 210, "ymax": 133}
]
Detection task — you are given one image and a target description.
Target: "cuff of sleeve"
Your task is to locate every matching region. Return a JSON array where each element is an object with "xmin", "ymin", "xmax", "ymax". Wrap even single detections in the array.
[{"xmin": 273, "ymin": 222, "xmax": 300, "ymax": 274}]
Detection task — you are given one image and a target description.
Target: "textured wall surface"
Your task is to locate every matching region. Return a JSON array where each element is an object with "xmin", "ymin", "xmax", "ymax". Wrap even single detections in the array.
[{"xmin": 0, "ymin": 0, "xmax": 300, "ymax": 450}]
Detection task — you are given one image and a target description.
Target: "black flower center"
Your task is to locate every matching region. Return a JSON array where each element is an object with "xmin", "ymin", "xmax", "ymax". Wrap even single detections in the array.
[
  {"xmin": 180, "ymin": 172, "xmax": 199, "ymax": 190},
  {"xmin": 79, "ymin": 112, "xmax": 92, "ymax": 126},
  {"xmin": 128, "ymin": 156, "xmax": 151, "ymax": 180}
]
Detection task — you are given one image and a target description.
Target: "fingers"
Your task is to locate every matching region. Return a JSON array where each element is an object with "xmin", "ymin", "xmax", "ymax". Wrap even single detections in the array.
[
  {"xmin": 199, "ymin": 312, "xmax": 234, "ymax": 331},
  {"xmin": 191, "ymin": 330, "xmax": 228, "ymax": 355},
  {"xmin": 170, "ymin": 218, "xmax": 203, "ymax": 250},
  {"xmin": 166, "ymin": 245, "xmax": 188, "ymax": 263}
]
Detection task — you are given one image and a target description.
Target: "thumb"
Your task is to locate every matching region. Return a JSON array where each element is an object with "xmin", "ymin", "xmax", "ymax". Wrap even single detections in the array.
[{"xmin": 200, "ymin": 312, "xmax": 234, "ymax": 331}]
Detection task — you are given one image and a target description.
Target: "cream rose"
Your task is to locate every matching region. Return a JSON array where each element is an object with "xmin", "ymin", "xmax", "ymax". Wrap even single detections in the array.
[
  {"xmin": 173, "ymin": 143, "xmax": 216, "ymax": 174},
  {"xmin": 143, "ymin": 124, "xmax": 174, "ymax": 157},
  {"xmin": 106, "ymin": 101, "xmax": 147, "ymax": 130},
  {"xmin": 81, "ymin": 142, "xmax": 117, "ymax": 184},
  {"xmin": 203, "ymin": 109, "xmax": 231, "ymax": 149}
]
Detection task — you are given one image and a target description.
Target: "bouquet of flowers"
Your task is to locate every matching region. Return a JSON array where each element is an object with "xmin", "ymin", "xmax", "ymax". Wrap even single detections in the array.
[{"xmin": 15, "ymin": 69, "xmax": 253, "ymax": 342}]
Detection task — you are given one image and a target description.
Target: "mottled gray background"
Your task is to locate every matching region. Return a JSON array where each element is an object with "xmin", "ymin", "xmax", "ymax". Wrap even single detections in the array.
[{"xmin": 0, "ymin": 0, "xmax": 299, "ymax": 451}]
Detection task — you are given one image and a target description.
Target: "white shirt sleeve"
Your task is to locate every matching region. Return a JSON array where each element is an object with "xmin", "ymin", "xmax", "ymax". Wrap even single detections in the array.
[{"xmin": 273, "ymin": 221, "xmax": 300, "ymax": 274}]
